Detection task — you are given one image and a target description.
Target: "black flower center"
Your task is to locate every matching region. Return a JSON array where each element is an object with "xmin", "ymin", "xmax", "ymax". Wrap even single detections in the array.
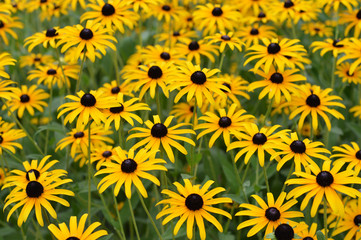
[
  {"xmin": 66, "ymin": 237, "xmax": 80, "ymax": 240},
  {"xmin": 20, "ymin": 94, "xmax": 30, "ymax": 103},
  {"xmin": 110, "ymin": 105, "xmax": 124, "ymax": 113},
  {"xmin": 34, "ymin": 57, "xmax": 41, "ymax": 62},
  {"xmin": 151, "ymin": 123, "xmax": 168, "ymax": 138},
  {"xmin": 356, "ymin": 150, "xmax": 361, "ymax": 160},
  {"xmin": 0, "ymin": 21, "xmax": 4, "ymax": 28},
  {"xmin": 212, "ymin": 7, "xmax": 223, "ymax": 16},
  {"xmin": 316, "ymin": 171, "xmax": 334, "ymax": 187},
  {"xmin": 191, "ymin": 71, "xmax": 207, "ymax": 85},
  {"xmin": 250, "ymin": 28, "xmax": 259, "ymax": 35},
  {"xmin": 332, "ymin": 39, "xmax": 344, "ymax": 48},
  {"xmin": 303, "ymin": 237, "xmax": 314, "ymax": 240},
  {"xmin": 47, "ymin": 69, "xmax": 57, "ymax": 75},
  {"xmin": 80, "ymin": 93, "xmax": 96, "ymax": 107},
  {"xmin": 73, "ymin": 132, "xmax": 85, "ymax": 138},
  {"xmin": 102, "ymin": 3, "xmax": 115, "ymax": 16},
  {"xmin": 347, "ymin": 71, "xmax": 354, "ymax": 76},
  {"xmin": 79, "ymin": 28, "xmax": 94, "ymax": 40},
  {"xmin": 26, "ymin": 169, "xmax": 40, "ymax": 181},
  {"xmin": 314, "ymin": 27, "xmax": 320, "ymax": 32},
  {"xmin": 46, "ymin": 28, "xmax": 58, "ymax": 37},
  {"xmin": 252, "ymin": 133, "xmax": 267, "ymax": 145},
  {"xmin": 267, "ymin": 43, "xmax": 281, "ymax": 54},
  {"xmin": 0, "ymin": 136, "xmax": 3, "ymax": 144},
  {"xmin": 218, "ymin": 117, "xmax": 232, "ymax": 128},
  {"xmin": 173, "ymin": 31, "xmax": 180, "ymax": 36},
  {"xmin": 357, "ymin": 10, "xmax": 361, "ymax": 19},
  {"xmin": 284, "ymin": 0, "xmax": 294, "ymax": 8},
  {"xmin": 290, "ymin": 140, "xmax": 306, "ymax": 153},
  {"xmin": 148, "ymin": 66, "xmax": 163, "ymax": 79},
  {"xmin": 26, "ymin": 181, "xmax": 44, "ymax": 198},
  {"xmin": 40, "ymin": 0, "xmax": 47, "ymax": 3},
  {"xmin": 265, "ymin": 207, "xmax": 281, "ymax": 221},
  {"xmin": 121, "ymin": 158, "xmax": 137, "ymax": 173},
  {"xmin": 187, "ymin": 17, "xmax": 193, "ymax": 22},
  {"xmin": 275, "ymin": 224, "xmax": 294, "ymax": 240},
  {"xmin": 188, "ymin": 41, "xmax": 200, "ymax": 51},
  {"xmin": 190, "ymin": 106, "xmax": 194, "ymax": 113},
  {"xmin": 258, "ymin": 12, "xmax": 266, "ymax": 18},
  {"xmin": 185, "ymin": 193, "xmax": 204, "ymax": 211},
  {"xmin": 270, "ymin": 72, "xmax": 284, "ymax": 84},
  {"xmin": 102, "ymin": 151, "xmax": 112, "ymax": 158},
  {"xmin": 222, "ymin": 83, "xmax": 231, "ymax": 92},
  {"xmin": 306, "ymin": 94, "xmax": 320, "ymax": 107},
  {"xmin": 162, "ymin": 5, "xmax": 171, "ymax": 11},
  {"xmin": 111, "ymin": 86, "xmax": 120, "ymax": 94},
  {"xmin": 354, "ymin": 215, "xmax": 361, "ymax": 226},
  {"xmin": 160, "ymin": 52, "xmax": 171, "ymax": 60},
  {"xmin": 221, "ymin": 35, "xmax": 231, "ymax": 41}
]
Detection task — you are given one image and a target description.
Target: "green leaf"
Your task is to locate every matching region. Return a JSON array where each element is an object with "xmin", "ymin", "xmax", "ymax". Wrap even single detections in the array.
[
  {"xmin": 218, "ymin": 232, "xmax": 235, "ymax": 240},
  {"xmin": 316, "ymin": 230, "xmax": 326, "ymax": 240}
]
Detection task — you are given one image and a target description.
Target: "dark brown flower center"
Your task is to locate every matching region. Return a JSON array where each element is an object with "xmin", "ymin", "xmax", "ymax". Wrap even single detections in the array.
[
  {"xmin": 356, "ymin": 150, "xmax": 361, "ymax": 160},
  {"xmin": 0, "ymin": 21, "xmax": 4, "ymax": 28},
  {"xmin": 218, "ymin": 117, "xmax": 232, "ymax": 128},
  {"xmin": 354, "ymin": 215, "xmax": 361, "ymax": 226},
  {"xmin": 40, "ymin": 0, "xmax": 47, "ymax": 3},
  {"xmin": 73, "ymin": 132, "xmax": 85, "ymax": 138},
  {"xmin": 151, "ymin": 123, "xmax": 168, "ymax": 138},
  {"xmin": 191, "ymin": 71, "xmax": 207, "ymax": 85},
  {"xmin": 46, "ymin": 28, "xmax": 58, "ymax": 37},
  {"xmin": 222, "ymin": 83, "xmax": 231, "ymax": 92},
  {"xmin": 185, "ymin": 193, "xmax": 203, "ymax": 210},
  {"xmin": 284, "ymin": 0, "xmax": 294, "ymax": 8},
  {"xmin": 66, "ymin": 237, "xmax": 80, "ymax": 240},
  {"xmin": 306, "ymin": 93, "xmax": 320, "ymax": 107},
  {"xmin": 250, "ymin": 28, "xmax": 259, "ymax": 35},
  {"xmin": 303, "ymin": 237, "xmax": 314, "ymax": 240},
  {"xmin": 0, "ymin": 136, "xmax": 3, "ymax": 144},
  {"xmin": 190, "ymin": 106, "xmax": 194, "ymax": 113},
  {"xmin": 332, "ymin": 39, "xmax": 344, "ymax": 48},
  {"xmin": 252, "ymin": 133, "xmax": 267, "ymax": 145},
  {"xmin": 258, "ymin": 12, "xmax": 266, "ymax": 18},
  {"xmin": 173, "ymin": 31, "xmax": 180, "ymax": 37},
  {"xmin": 80, "ymin": 93, "xmax": 96, "ymax": 107},
  {"xmin": 160, "ymin": 52, "xmax": 171, "ymax": 60},
  {"xmin": 34, "ymin": 57, "xmax": 41, "ymax": 62},
  {"xmin": 265, "ymin": 207, "xmax": 280, "ymax": 221},
  {"xmin": 316, "ymin": 171, "xmax": 334, "ymax": 187},
  {"xmin": 148, "ymin": 66, "xmax": 163, "ymax": 79},
  {"xmin": 275, "ymin": 223, "xmax": 294, "ymax": 240},
  {"xmin": 110, "ymin": 105, "xmax": 124, "ymax": 113},
  {"xmin": 290, "ymin": 140, "xmax": 306, "ymax": 153},
  {"xmin": 270, "ymin": 73, "xmax": 283, "ymax": 83},
  {"xmin": 347, "ymin": 71, "xmax": 354, "ymax": 76},
  {"xmin": 26, "ymin": 169, "xmax": 40, "ymax": 181},
  {"xmin": 267, "ymin": 43, "xmax": 281, "ymax": 54},
  {"xmin": 102, "ymin": 3, "xmax": 115, "ymax": 16},
  {"xmin": 212, "ymin": 7, "xmax": 223, "ymax": 16},
  {"xmin": 121, "ymin": 158, "xmax": 137, "ymax": 173},
  {"xmin": 314, "ymin": 27, "xmax": 320, "ymax": 32},
  {"xmin": 111, "ymin": 86, "xmax": 120, "ymax": 94},
  {"xmin": 102, "ymin": 151, "xmax": 112, "ymax": 158},
  {"xmin": 20, "ymin": 94, "xmax": 30, "ymax": 103},
  {"xmin": 221, "ymin": 35, "xmax": 231, "ymax": 41},
  {"xmin": 188, "ymin": 41, "xmax": 200, "ymax": 51},
  {"xmin": 47, "ymin": 69, "xmax": 57, "ymax": 75},
  {"xmin": 357, "ymin": 10, "xmax": 361, "ymax": 19},
  {"xmin": 26, "ymin": 181, "xmax": 44, "ymax": 198},
  {"xmin": 79, "ymin": 28, "xmax": 94, "ymax": 40},
  {"xmin": 162, "ymin": 5, "xmax": 171, "ymax": 11}
]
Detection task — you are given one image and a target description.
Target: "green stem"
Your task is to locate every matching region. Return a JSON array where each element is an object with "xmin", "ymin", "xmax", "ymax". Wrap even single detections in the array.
[
  {"xmin": 76, "ymin": 49, "xmax": 87, "ymax": 93},
  {"xmin": 137, "ymin": 190, "xmax": 163, "ymax": 240},
  {"xmin": 218, "ymin": 51, "xmax": 226, "ymax": 76},
  {"xmin": 138, "ymin": 16, "xmax": 143, "ymax": 48},
  {"xmin": 1, "ymin": 99, "xmax": 44, "ymax": 156},
  {"xmin": 331, "ymin": 56, "xmax": 337, "ymax": 90},
  {"xmin": 230, "ymin": 150, "xmax": 242, "ymax": 192},
  {"xmin": 156, "ymin": 86, "xmax": 162, "ymax": 120},
  {"xmin": 4, "ymin": 148, "xmax": 24, "ymax": 164},
  {"xmin": 323, "ymin": 196, "xmax": 328, "ymax": 239},
  {"xmin": 43, "ymin": 210, "xmax": 56, "ymax": 240},
  {"xmin": 263, "ymin": 165, "xmax": 270, "ymax": 192},
  {"xmin": 112, "ymin": 51, "xmax": 120, "ymax": 85},
  {"xmin": 87, "ymin": 124, "xmax": 92, "ymax": 224},
  {"xmin": 44, "ymin": 83, "xmax": 53, "ymax": 154},
  {"xmin": 263, "ymin": 98, "xmax": 274, "ymax": 126},
  {"xmin": 223, "ymin": 203, "xmax": 236, "ymax": 233},
  {"xmin": 112, "ymin": 186, "xmax": 126, "ymax": 240},
  {"xmin": 55, "ymin": 47, "xmax": 70, "ymax": 96},
  {"xmin": 281, "ymin": 161, "xmax": 294, "ymax": 193},
  {"xmin": 128, "ymin": 198, "xmax": 141, "ymax": 240}
]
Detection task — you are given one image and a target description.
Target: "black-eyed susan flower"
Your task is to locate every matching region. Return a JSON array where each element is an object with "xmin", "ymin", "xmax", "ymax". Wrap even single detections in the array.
[
  {"xmin": 332, "ymin": 142, "xmax": 361, "ymax": 175},
  {"xmin": 205, "ymin": 32, "xmax": 244, "ymax": 53},
  {"xmin": 0, "ymin": 79, "xmax": 16, "ymax": 100},
  {"xmin": 244, "ymin": 38, "xmax": 308, "ymax": 73},
  {"xmin": 331, "ymin": 198, "xmax": 361, "ymax": 240},
  {"xmin": 124, "ymin": 62, "xmax": 181, "ymax": 100},
  {"xmin": 157, "ymin": 29, "xmax": 198, "ymax": 47},
  {"xmin": 0, "ymin": 17, "xmax": 23, "ymax": 45},
  {"xmin": 0, "ymin": 167, "xmax": 7, "ymax": 186},
  {"xmin": 127, "ymin": 0, "xmax": 164, "ymax": 13},
  {"xmin": 4, "ymin": 171, "xmax": 74, "ymax": 226},
  {"xmin": 141, "ymin": 45, "xmax": 183, "ymax": 64},
  {"xmin": 236, "ymin": 24, "xmax": 277, "ymax": 48},
  {"xmin": 249, "ymin": 66, "xmax": 306, "ymax": 104},
  {"xmin": 156, "ymin": 179, "xmax": 232, "ymax": 240},
  {"xmin": 195, "ymin": 104, "xmax": 254, "ymax": 147},
  {"xmin": 19, "ymin": 54, "xmax": 54, "ymax": 68},
  {"xmin": 289, "ymin": 84, "xmax": 345, "ymax": 131},
  {"xmin": 27, "ymin": 0, "xmax": 54, "ymax": 12},
  {"xmin": 285, "ymin": 51, "xmax": 311, "ymax": 70},
  {"xmin": 96, "ymin": 147, "xmax": 166, "ymax": 198},
  {"xmin": 294, "ymin": 222, "xmax": 318, "ymax": 240},
  {"xmin": 292, "ymin": 2, "xmax": 321, "ymax": 24},
  {"xmin": 81, "ymin": 0, "xmax": 138, "ymax": 33},
  {"xmin": 169, "ymin": 62, "xmax": 228, "ymax": 108},
  {"xmin": 350, "ymin": 100, "xmax": 361, "ymax": 119},
  {"xmin": 311, "ymin": 38, "xmax": 348, "ymax": 58},
  {"xmin": 62, "ymin": 0, "xmax": 86, "ymax": 10},
  {"xmin": 335, "ymin": 62, "xmax": 361, "ymax": 84},
  {"xmin": 340, "ymin": 9, "xmax": 361, "ymax": 37},
  {"xmin": 320, "ymin": 0, "xmax": 358, "ymax": 13},
  {"xmin": 151, "ymin": 1, "xmax": 182, "ymax": 23},
  {"xmin": 227, "ymin": 123, "xmax": 288, "ymax": 167},
  {"xmin": 5, "ymin": 85, "xmax": 49, "ymax": 118},
  {"xmin": 272, "ymin": 132, "xmax": 330, "ymax": 172},
  {"xmin": 48, "ymin": 213, "xmax": 107, "ymax": 240},
  {"xmin": 268, "ymin": 0, "xmax": 309, "ymax": 24},
  {"xmin": 236, "ymin": 192, "xmax": 303, "ymax": 238},
  {"xmin": 128, "ymin": 115, "xmax": 195, "ymax": 163},
  {"xmin": 57, "ymin": 21, "xmax": 117, "ymax": 62},
  {"xmin": 57, "ymin": 90, "xmax": 121, "ymax": 127},
  {"xmin": 103, "ymin": 93, "xmax": 150, "ymax": 130},
  {"xmin": 99, "ymin": 80, "xmax": 133, "ymax": 98},
  {"xmin": 24, "ymin": 27, "xmax": 61, "ymax": 52},
  {"xmin": 338, "ymin": 38, "xmax": 361, "ymax": 75},
  {"xmin": 56, "ymin": 123, "xmax": 114, "ymax": 158},
  {"xmin": 235, "ymin": 0, "xmax": 271, "ymax": 15},
  {"xmin": 91, "ymin": 145, "xmax": 118, "ymax": 170},
  {"xmin": 0, "ymin": 124, "xmax": 26, "ymax": 154},
  {"xmin": 2, "ymin": 155, "xmax": 66, "ymax": 189},
  {"xmin": 175, "ymin": 39, "xmax": 219, "ymax": 65},
  {"xmin": 27, "ymin": 63, "xmax": 79, "ymax": 88},
  {"xmin": 301, "ymin": 22, "xmax": 333, "ymax": 38},
  {"xmin": 286, "ymin": 161, "xmax": 361, "ymax": 217},
  {"xmin": 0, "ymin": 52, "xmax": 16, "ymax": 79},
  {"xmin": 171, "ymin": 101, "xmax": 198, "ymax": 124},
  {"xmin": 193, "ymin": 3, "xmax": 241, "ymax": 35}
]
